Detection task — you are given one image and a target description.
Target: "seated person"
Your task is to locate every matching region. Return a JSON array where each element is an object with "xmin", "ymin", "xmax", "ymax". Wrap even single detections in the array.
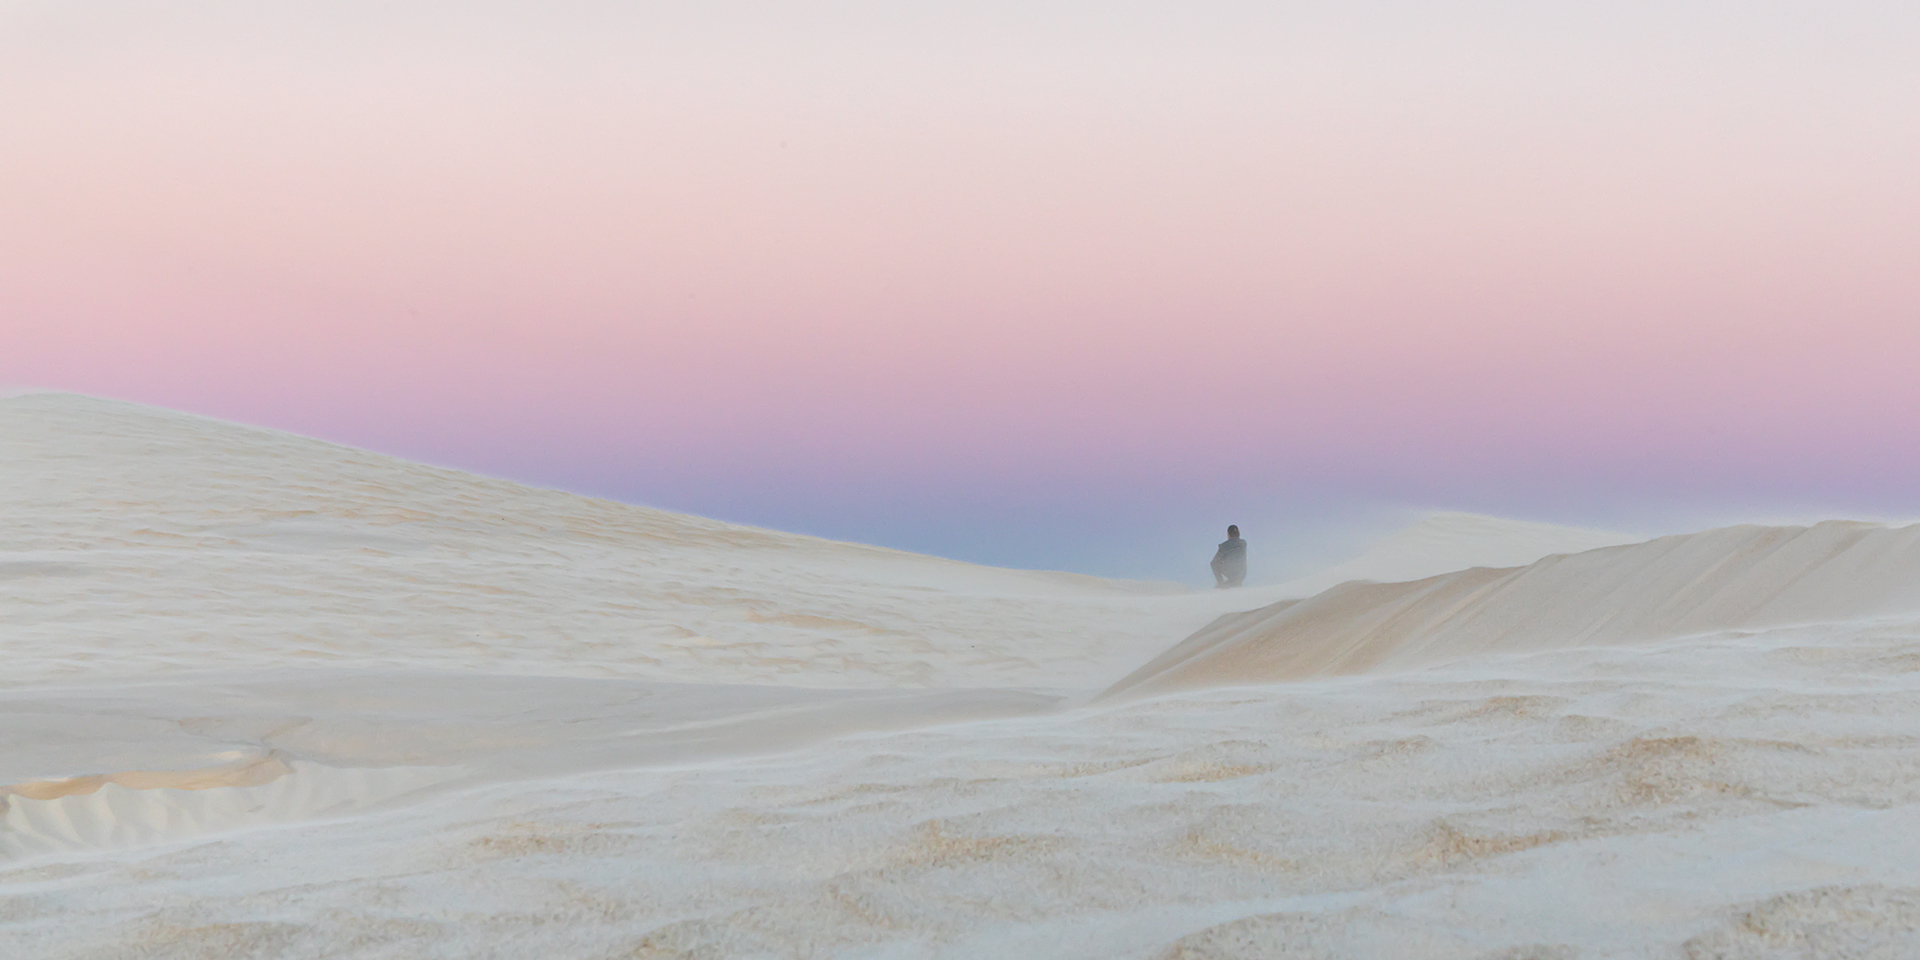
[{"xmin": 1211, "ymin": 525, "xmax": 1247, "ymax": 588}]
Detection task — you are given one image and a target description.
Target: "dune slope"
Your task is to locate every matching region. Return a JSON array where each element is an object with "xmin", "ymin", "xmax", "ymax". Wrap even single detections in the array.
[
  {"xmin": 1, "ymin": 393, "xmax": 1203, "ymax": 692},
  {"xmin": 1104, "ymin": 520, "xmax": 1920, "ymax": 698},
  {"xmin": 0, "ymin": 393, "xmax": 1234, "ymax": 856},
  {"xmin": 1265, "ymin": 511, "xmax": 1637, "ymax": 599},
  {"xmin": 14, "ymin": 395, "xmax": 1920, "ymax": 955}
]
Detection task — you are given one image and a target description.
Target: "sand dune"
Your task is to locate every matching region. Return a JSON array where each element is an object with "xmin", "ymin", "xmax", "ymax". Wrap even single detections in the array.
[
  {"xmin": 13, "ymin": 625, "xmax": 1920, "ymax": 958},
  {"xmin": 1264, "ymin": 511, "xmax": 1637, "ymax": 599},
  {"xmin": 11, "ymin": 393, "xmax": 1920, "ymax": 957},
  {"xmin": 1, "ymin": 393, "xmax": 1207, "ymax": 693},
  {"xmin": 1104, "ymin": 519, "xmax": 1920, "ymax": 698}
]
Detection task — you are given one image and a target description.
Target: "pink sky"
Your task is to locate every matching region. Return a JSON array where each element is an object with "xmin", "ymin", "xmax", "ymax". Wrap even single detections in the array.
[{"xmin": 7, "ymin": 0, "xmax": 1920, "ymax": 579}]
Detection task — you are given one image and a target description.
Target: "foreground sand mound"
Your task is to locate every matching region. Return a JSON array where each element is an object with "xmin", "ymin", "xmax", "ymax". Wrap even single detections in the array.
[
  {"xmin": 0, "ymin": 671, "xmax": 1064, "ymax": 855},
  {"xmin": 1103, "ymin": 520, "xmax": 1920, "ymax": 698}
]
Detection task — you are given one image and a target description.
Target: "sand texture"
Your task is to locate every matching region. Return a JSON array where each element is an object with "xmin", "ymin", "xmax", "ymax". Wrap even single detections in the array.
[{"xmin": 8, "ymin": 393, "xmax": 1920, "ymax": 957}]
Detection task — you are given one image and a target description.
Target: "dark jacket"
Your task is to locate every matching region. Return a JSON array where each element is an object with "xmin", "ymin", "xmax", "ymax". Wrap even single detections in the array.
[{"xmin": 1211, "ymin": 537, "xmax": 1247, "ymax": 584}]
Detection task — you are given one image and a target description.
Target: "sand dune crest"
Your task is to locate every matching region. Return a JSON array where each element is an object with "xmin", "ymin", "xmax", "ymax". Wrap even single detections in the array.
[{"xmin": 1104, "ymin": 520, "xmax": 1920, "ymax": 698}]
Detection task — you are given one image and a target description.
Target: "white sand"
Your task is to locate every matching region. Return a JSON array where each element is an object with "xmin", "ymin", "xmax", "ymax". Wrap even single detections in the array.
[
  {"xmin": 1106, "ymin": 520, "xmax": 1920, "ymax": 699},
  {"xmin": 1263, "ymin": 511, "xmax": 1638, "ymax": 600},
  {"xmin": 7, "ymin": 393, "xmax": 1920, "ymax": 957}
]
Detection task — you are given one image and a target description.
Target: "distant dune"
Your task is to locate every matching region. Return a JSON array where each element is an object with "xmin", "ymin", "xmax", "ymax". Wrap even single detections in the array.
[{"xmin": 1103, "ymin": 519, "xmax": 1920, "ymax": 699}]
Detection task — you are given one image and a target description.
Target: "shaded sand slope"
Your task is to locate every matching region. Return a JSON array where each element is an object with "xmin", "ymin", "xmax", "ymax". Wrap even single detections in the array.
[{"xmin": 1105, "ymin": 520, "xmax": 1920, "ymax": 698}]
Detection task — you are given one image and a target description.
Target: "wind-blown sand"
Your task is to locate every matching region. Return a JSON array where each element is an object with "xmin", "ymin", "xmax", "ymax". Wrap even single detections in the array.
[
  {"xmin": 7, "ymin": 393, "xmax": 1920, "ymax": 958},
  {"xmin": 1104, "ymin": 520, "xmax": 1920, "ymax": 699}
]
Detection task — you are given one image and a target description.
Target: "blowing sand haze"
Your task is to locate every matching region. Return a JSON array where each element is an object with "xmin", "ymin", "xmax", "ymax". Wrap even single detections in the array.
[{"xmin": 8, "ymin": 393, "xmax": 1920, "ymax": 957}]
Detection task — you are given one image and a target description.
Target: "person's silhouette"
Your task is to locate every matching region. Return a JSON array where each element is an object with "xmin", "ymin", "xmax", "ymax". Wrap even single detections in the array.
[{"xmin": 1211, "ymin": 525, "xmax": 1247, "ymax": 588}]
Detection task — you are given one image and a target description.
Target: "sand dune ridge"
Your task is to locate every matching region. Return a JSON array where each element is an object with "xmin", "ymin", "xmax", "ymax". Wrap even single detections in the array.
[{"xmin": 1105, "ymin": 519, "xmax": 1920, "ymax": 698}]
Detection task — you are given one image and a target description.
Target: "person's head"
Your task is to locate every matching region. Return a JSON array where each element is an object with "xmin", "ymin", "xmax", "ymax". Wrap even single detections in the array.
[{"xmin": 1227, "ymin": 525, "xmax": 1240, "ymax": 539}]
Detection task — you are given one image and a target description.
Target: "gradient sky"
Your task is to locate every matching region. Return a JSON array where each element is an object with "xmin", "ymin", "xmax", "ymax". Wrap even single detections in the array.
[{"xmin": 6, "ymin": 0, "xmax": 1920, "ymax": 582}]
